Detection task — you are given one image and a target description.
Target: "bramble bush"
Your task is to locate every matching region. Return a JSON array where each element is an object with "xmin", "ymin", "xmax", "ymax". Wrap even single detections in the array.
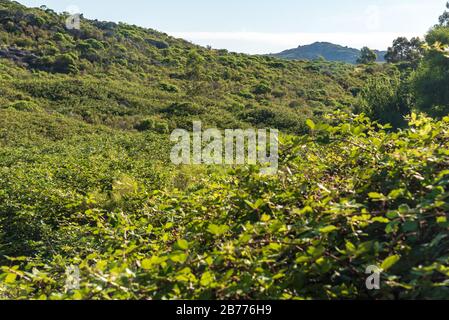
[{"xmin": 1, "ymin": 113, "xmax": 448, "ymax": 300}]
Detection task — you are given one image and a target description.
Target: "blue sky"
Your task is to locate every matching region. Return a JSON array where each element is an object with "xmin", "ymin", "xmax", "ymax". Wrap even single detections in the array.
[{"xmin": 17, "ymin": 0, "xmax": 448, "ymax": 53}]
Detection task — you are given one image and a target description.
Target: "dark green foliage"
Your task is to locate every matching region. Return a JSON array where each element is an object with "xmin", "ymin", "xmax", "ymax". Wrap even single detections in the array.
[
  {"xmin": 163, "ymin": 102, "xmax": 206, "ymax": 116},
  {"xmin": 357, "ymin": 71, "xmax": 412, "ymax": 127},
  {"xmin": 3, "ymin": 100, "xmax": 41, "ymax": 112},
  {"xmin": 135, "ymin": 117, "xmax": 170, "ymax": 133},
  {"xmin": 52, "ymin": 53, "xmax": 78, "ymax": 73},
  {"xmin": 385, "ymin": 37, "xmax": 424, "ymax": 67},
  {"xmin": 185, "ymin": 49, "xmax": 205, "ymax": 80},
  {"xmin": 159, "ymin": 82, "xmax": 179, "ymax": 93},
  {"xmin": 253, "ymin": 82, "xmax": 272, "ymax": 95},
  {"xmin": 357, "ymin": 47, "xmax": 377, "ymax": 65},
  {"xmin": 438, "ymin": 1, "xmax": 449, "ymax": 27},
  {"xmin": 238, "ymin": 90, "xmax": 255, "ymax": 99},
  {"xmin": 412, "ymin": 26, "xmax": 449, "ymax": 117}
]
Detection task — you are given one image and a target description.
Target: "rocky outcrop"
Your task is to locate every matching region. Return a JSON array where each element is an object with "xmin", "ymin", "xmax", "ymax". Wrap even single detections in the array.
[{"xmin": 0, "ymin": 47, "xmax": 38, "ymax": 66}]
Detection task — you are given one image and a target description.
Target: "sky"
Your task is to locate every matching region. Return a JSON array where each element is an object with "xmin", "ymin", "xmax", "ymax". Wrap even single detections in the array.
[{"xmin": 17, "ymin": 0, "xmax": 449, "ymax": 54}]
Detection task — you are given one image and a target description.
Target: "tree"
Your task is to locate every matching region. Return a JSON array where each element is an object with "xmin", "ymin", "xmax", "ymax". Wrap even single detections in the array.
[
  {"xmin": 439, "ymin": 1, "xmax": 449, "ymax": 26},
  {"xmin": 412, "ymin": 19, "xmax": 449, "ymax": 117},
  {"xmin": 385, "ymin": 37, "xmax": 424, "ymax": 66},
  {"xmin": 358, "ymin": 73, "xmax": 412, "ymax": 128},
  {"xmin": 53, "ymin": 53, "xmax": 79, "ymax": 74},
  {"xmin": 357, "ymin": 47, "xmax": 377, "ymax": 64},
  {"xmin": 185, "ymin": 49, "xmax": 205, "ymax": 80},
  {"xmin": 253, "ymin": 82, "xmax": 272, "ymax": 95}
]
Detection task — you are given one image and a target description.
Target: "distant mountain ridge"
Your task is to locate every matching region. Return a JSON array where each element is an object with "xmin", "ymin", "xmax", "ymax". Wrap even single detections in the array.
[{"xmin": 271, "ymin": 42, "xmax": 386, "ymax": 64}]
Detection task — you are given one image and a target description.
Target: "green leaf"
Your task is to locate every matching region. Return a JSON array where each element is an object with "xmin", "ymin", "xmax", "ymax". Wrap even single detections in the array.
[
  {"xmin": 141, "ymin": 259, "xmax": 153, "ymax": 270},
  {"xmin": 402, "ymin": 221, "xmax": 418, "ymax": 232},
  {"xmin": 386, "ymin": 211, "xmax": 399, "ymax": 219},
  {"xmin": 388, "ymin": 189, "xmax": 404, "ymax": 200},
  {"xmin": 175, "ymin": 267, "xmax": 196, "ymax": 283},
  {"xmin": 295, "ymin": 256, "xmax": 310, "ymax": 263},
  {"xmin": 267, "ymin": 243, "xmax": 282, "ymax": 251},
  {"xmin": 207, "ymin": 224, "xmax": 229, "ymax": 236},
  {"xmin": 385, "ymin": 221, "xmax": 400, "ymax": 234},
  {"xmin": 272, "ymin": 273, "xmax": 285, "ymax": 280},
  {"xmin": 371, "ymin": 217, "xmax": 389, "ymax": 224},
  {"xmin": 319, "ymin": 225, "xmax": 339, "ymax": 234},
  {"xmin": 169, "ymin": 253, "xmax": 188, "ymax": 263},
  {"xmin": 306, "ymin": 119, "xmax": 316, "ymax": 130},
  {"xmin": 141, "ymin": 256, "xmax": 166, "ymax": 269},
  {"xmin": 345, "ymin": 241, "xmax": 356, "ymax": 252},
  {"xmin": 437, "ymin": 216, "xmax": 448, "ymax": 225},
  {"xmin": 5, "ymin": 273, "xmax": 17, "ymax": 284},
  {"xmin": 175, "ymin": 239, "xmax": 189, "ymax": 250},
  {"xmin": 163, "ymin": 222, "xmax": 174, "ymax": 230},
  {"xmin": 368, "ymin": 192, "xmax": 384, "ymax": 200},
  {"xmin": 398, "ymin": 204, "xmax": 411, "ymax": 214},
  {"xmin": 95, "ymin": 260, "xmax": 108, "ymax": 271},
  {"xmin": 244, "ymin": 199, "xmax": 265, "ymax": 210},
  {"xmin": 200, "ymin": 271, "xmax": 215, "ymax": 287},
  {"xmin": 294, "ymin": 206, "xmax": 313, "ymax": 215},
  {"xmin": 381, "ymin": 255, "xmax": 400, "ymax": 271}
]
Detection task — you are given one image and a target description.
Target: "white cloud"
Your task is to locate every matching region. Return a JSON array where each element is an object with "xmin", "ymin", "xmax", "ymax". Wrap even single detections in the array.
[{"xmin": 170, "ymin": 31, "xmax": 425, "ymax": 54}]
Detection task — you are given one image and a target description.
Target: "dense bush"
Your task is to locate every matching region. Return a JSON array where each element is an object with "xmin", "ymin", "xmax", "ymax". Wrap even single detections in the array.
[
  {"xmin": 357, "ymin": 71, "xmax": 412, "ymax": 127},
  {"xmin": 1, "ymin": 113, "xmax": 449, "ymax": 299},
  {"xmin": 2, "ymin": 100, "xmax": 41, "ymax": 112},
  {"xmin": 253, "ymin": 82, "xmax": 272, "ymax": 95},
  {"xmin": 163, "ymin": 102, "xmax": 206, "ymax": 117},
  {"xmin": 159, "ymin": 82, "xmax": 179, "ymax": 93},
  {"xmin": 135, "ymin": 117, "xmax": 170, "ymax": 133},
  {"xmin": 412, "ymin": 26, "xmax": 449, "ymax": 117}
]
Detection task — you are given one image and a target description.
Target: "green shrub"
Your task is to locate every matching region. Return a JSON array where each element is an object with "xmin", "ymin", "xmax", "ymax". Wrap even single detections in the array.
[
  {"xmin": 3, "ymin": 100, "xmax": 41, "ymax": 112},
  {"xmin": 159, "ymin": 82, "xmax": 179, "ymax": 93},
  {"xmin": 135, "ymin": 117, "xmax": 169, "ymax": 133},
  {"xmin": 2, "ymin": 113, "xmax": 449, "ymax": 300},
  {"xmin": 237, "ymin": 90, "xmax": 255, "ymax": 99},
  {"xmin": 253, "ymin": 82, "xmax": 272, "ymax": 95},
  {"xmin": 35, "ymin": 54, "xmax": 78, "ymax": 74},
  {"xmin": 163, "ymin": 102, "xmax": 206, "ymax": 116},
  {"xmin": 412, "ymin": 26, "xmax": 449, "ymax": 117},
  {"xmin": 358, "ymin": 73, "xmax": 411, "ymax": 127}
]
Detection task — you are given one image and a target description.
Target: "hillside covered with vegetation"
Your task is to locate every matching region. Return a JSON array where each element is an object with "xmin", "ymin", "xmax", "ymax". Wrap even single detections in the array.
[
  {"xmin": 272, "ymin": 42, "xmax": 387, "ymax": 64},
  {"xmin": 0, "ymin": 0, "xmax": 390, "ymax": 134},
  {"xmin": 1, "ymin": 0, "xmax": 449, "ymax": 300}
]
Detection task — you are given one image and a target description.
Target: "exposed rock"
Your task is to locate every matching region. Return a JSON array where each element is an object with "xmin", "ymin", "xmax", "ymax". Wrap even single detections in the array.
[
  {"xmin": 145, "ymin": 38, "xmax": 169, "ymax": 49},
  {"xmin": 0, "ymin": 47, "xmax": 39, "ymax": 66}
]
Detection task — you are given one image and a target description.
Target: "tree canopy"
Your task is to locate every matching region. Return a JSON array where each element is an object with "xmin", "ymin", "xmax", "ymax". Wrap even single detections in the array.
[
  {"xmin": 357, "ymin": 47, "xmax": 377, "ymax": 64},
  {"xmin": 385, "ymin": 37, "xmax": 424, "ymax": 67}
]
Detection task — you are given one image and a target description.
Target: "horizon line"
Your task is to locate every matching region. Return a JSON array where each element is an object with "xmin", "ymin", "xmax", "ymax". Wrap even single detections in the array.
[{"xmin": 168, "ymin": 31, "xmax": 425, "ymax": 55}]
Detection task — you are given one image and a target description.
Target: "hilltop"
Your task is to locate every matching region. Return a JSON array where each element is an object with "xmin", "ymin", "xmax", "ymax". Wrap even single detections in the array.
[{"xmin": 272, "ymin": 42, "xmax": 387, "ymax": 64}]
